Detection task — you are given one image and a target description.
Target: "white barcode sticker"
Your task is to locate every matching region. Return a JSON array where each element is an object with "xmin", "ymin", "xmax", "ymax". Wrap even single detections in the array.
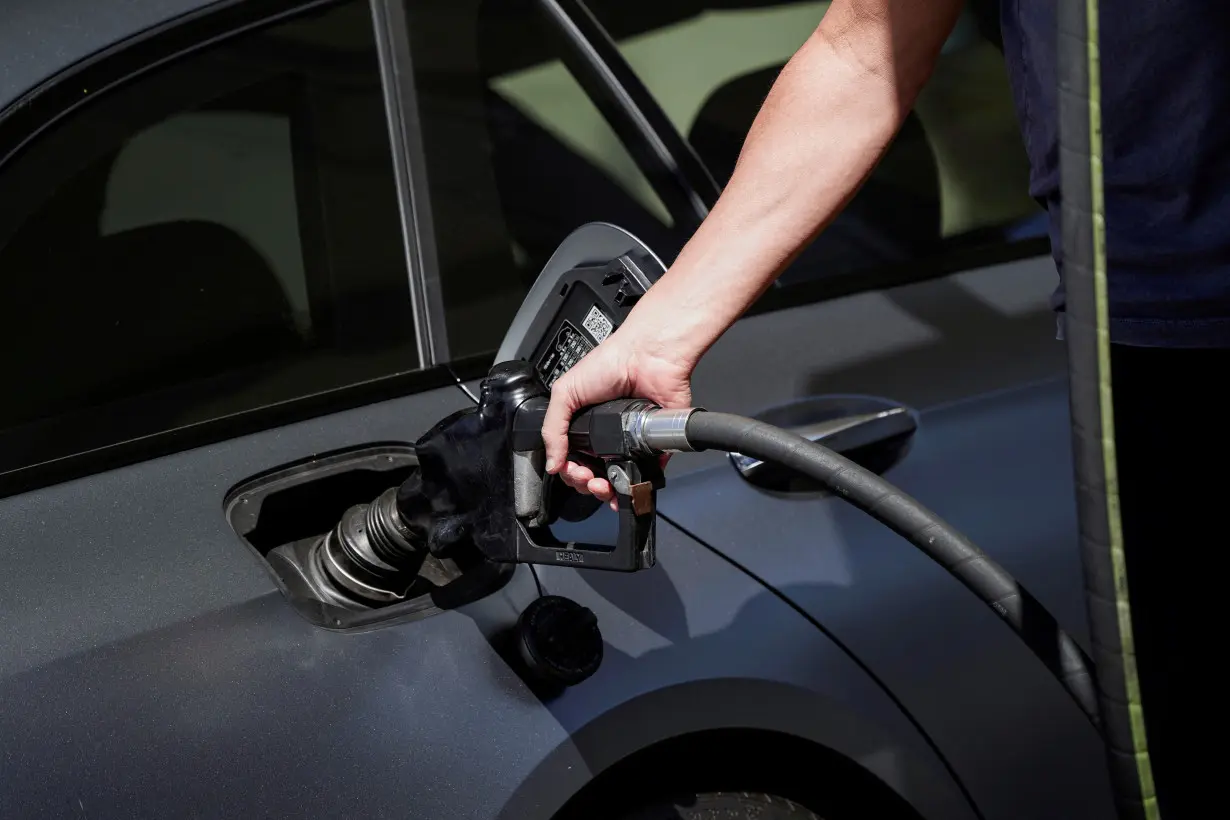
[{"xmin": 581, "ymin": 305, "xmax": 614, "ymax": 343}]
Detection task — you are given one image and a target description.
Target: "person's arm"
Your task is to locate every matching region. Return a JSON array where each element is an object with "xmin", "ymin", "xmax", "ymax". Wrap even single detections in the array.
[{"xmin": 543, "ymin": 0, "xmax": 967, "ymax": 501}]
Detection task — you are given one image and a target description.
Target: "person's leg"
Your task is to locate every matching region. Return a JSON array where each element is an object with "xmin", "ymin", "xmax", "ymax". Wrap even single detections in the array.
[{"xmin": 1109, "ymin": 343, "xmax": 1224, "ymax": 817}]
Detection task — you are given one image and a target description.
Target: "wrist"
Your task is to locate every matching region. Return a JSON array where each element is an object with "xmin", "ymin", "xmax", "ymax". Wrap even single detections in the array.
[{"xmin": 618, "ymin": 289, "xmax": 716, "ymax": 369}]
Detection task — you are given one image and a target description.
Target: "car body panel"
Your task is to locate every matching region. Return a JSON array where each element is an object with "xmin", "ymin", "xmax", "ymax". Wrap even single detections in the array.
[
  {"xmin": 0, "ymin": 378, "xmax": 973, "ymax": 819},
  {"xmin": 0, "ymin": 385, "xmax": 470, "ymax": 681},
  {"xmin": 568, "ymin": 251, "xmax": 1114, "ymax": 817},
  {"xmin": 496, "ymin": 517, "xmax": 980, "ymax": 820},
  {"xmin": 1, "ymin": 0, "xmax": 221, "ymax": 115},
  {"xmin": 672, "ymin": 255, "xmax": 1067, "ymax": 476},
  {"xmin": 657, "ymin": 227, "xmax": 1115, "ymax": 817},
  {"xmin": 658, "ymin": 376, "xmax": 1116, "ymax": 820}
]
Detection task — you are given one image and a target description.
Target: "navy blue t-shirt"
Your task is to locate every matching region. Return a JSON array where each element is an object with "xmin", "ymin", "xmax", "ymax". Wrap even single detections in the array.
[{"xmin": 999, "ymin": 0, "xmax": 1230, "ymax": 347}]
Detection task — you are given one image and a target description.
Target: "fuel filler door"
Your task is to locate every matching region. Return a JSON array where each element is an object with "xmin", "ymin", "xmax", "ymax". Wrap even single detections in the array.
[{"xmin": 494, "ymin": 222, "xmax": 667, "ymax": 372}]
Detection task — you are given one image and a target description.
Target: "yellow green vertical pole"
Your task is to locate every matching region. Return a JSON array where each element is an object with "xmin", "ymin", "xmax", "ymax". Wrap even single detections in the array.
[{"xmin": 1058, "ymin": 0, "xmax": 1158, "ymax": 817}]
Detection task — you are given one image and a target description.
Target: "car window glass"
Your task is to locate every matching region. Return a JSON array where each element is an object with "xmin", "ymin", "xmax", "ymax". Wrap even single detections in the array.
[
  {"xmin": 403, "ymin": 0, "xmax": 690, "ymax": 360},
  {"xmin": 585, "ymin": 0, "xmax": 1046, "ymax": 288},
  {"xmin": 0, "ymin": 0, "xmax": 418, "ymax": 478},
  {"xmin": 101, "ymin": 110, "xmax": 313, "ymax": 335}
]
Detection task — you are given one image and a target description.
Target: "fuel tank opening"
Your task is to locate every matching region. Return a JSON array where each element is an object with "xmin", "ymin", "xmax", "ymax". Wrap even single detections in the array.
[
  {"xmin": 224, "ymin": 444, "xmax": 512, "ymax": 630},
  {"xmin": 275, "ymin": 485, "xmax": 433, "ymax": 609}
]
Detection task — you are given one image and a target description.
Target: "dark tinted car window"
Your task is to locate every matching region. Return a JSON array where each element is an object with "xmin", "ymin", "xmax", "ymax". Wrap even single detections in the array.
[
  {"xmin": 0, "ymin": 0, "xmax": 418, "ymax": 477},
  {"xmin": 585, "ymin": 0, "xmax": 1047, "ymax": 288},
  {"xmin": 404, "ymin": 0, "xmax": 690, "ymax": 360}
]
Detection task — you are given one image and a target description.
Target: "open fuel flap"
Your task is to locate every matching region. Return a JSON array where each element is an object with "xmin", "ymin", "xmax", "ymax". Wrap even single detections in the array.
[
  {"xmin": 225, "ymin": 223, "xmax": 668, "ymax": 631},
  {"xmin": 494, "ymin": 221, "xmax": 667, "ymax": 373}
]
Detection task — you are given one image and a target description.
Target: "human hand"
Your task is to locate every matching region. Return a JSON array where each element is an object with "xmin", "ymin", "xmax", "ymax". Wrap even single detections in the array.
[{"xmin": 541, "ymin": 326, "xmax": 695, "ymax": 507}]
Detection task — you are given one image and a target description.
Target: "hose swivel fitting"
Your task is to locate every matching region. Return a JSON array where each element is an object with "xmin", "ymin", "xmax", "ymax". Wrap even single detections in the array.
[{"xmin": 624, "ymin": 406, "xmax": 702, "ymax": 455}]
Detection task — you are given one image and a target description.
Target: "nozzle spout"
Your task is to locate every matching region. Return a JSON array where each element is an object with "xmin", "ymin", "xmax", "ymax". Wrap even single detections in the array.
[{"xmin": 315, "ymin": 486, "xmax": 428, "ymax": 605}]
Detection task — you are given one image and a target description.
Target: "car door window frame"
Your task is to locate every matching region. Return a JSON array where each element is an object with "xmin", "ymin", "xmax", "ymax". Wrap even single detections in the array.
[
  {"xmin": 539, "ymin": 0, "xmax": 721, "ymax": 231},
  {"xmin": 560, "ymin": 0, "xmax": 1052, "ymax": 319},
  {"xmin": 0, "ymin": 0, "xmax": 461, "ymax": 500},
  {"xmin": 369, "ymin": 0, "xmax": 451, "ymax": 365}
]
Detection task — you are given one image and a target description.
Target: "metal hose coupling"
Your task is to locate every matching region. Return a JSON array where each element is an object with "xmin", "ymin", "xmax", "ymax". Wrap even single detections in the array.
[
  {"xmin": 624, "ymin": 406, "xmax": 703, "ymax": 455},
  {"xmin": 314, "ymin": 486, "xmax": 429, "ymax": 605}
]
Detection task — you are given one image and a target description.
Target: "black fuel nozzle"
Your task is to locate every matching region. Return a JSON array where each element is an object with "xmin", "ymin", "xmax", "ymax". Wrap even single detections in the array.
[
  {"xmin": 391, "ymin": 360, "xmax": 543, "ymax": 562},
  {"xmin": 400, "ymin": 360, "xmax": 697, "ymax": 572},
  {"xmin": 299, "ymin": 361, "xmax": 694, "ymax": 606}
]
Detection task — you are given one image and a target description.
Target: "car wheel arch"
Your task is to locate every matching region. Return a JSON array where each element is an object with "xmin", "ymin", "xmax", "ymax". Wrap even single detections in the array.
[{"xmin": 492, "ymin": 678, "xmax": 977, "ymax": 820}]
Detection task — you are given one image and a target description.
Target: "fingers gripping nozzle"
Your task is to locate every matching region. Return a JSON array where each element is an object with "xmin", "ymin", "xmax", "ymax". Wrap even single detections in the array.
[
  {"xmin": 408, "ymin": 359, "xmax": 697, "ymax": 573},
  {"xmin": 405, "ymin": 360, "xmax": 673, "ymax": 572}
]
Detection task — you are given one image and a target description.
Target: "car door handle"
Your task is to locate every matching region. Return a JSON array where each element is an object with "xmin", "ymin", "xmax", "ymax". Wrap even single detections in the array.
[{"xmin": 729, "ymin": 397, "xmax": 918, "ymax": 491}]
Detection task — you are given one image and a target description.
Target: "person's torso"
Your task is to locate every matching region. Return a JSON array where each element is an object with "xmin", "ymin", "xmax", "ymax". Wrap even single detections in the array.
[{"xmin": 999, "ymin": 0, "xmax": 1230, "ymax": 346}]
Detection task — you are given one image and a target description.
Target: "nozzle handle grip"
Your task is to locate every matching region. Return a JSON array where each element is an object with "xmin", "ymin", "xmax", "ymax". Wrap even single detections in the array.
[
  {"xmin": 511, "ymin": 395, "xmax": 657, "ymax": 457},
  {"xmin": 507, "ymin": 392, "xmax": 663, "ymax": 572}
]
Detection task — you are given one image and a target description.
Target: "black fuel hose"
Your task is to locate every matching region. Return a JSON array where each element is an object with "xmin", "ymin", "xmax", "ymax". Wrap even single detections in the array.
[{"xmin": 680, "ymin": 410, "xmax": 1100, "ymax": 729}]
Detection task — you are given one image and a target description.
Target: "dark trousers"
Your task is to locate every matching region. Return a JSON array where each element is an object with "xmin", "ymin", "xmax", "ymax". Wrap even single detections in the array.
[{"xmin": 1110, "ymin": 343, "xmax": 1219, "ymax": 818}]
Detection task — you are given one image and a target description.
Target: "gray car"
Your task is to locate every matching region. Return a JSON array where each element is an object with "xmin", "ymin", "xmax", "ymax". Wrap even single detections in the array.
[{"xmin": 0, "ymin": 0, "xmax": 1113, "ymax": 818}]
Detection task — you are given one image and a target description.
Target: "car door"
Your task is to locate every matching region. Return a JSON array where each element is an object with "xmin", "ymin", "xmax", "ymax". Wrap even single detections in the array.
[{"xmin": 566, "ymin": 3, "xmax": 1116, "ymax": 819}]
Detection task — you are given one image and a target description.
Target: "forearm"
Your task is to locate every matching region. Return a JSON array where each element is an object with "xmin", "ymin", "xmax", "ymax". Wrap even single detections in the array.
[{"xmin": 621, "ymin": 0, "xmax": 962, "ymax": 368}]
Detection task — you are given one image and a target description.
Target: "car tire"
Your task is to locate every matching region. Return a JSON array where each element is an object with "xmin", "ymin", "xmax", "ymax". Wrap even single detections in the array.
[{"xmin": 615, "ymin": 791, "xmax": 821, "ymax": 819}]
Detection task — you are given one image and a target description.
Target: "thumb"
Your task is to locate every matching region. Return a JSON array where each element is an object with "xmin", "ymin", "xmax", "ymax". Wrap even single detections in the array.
[{"xmin": 542, "ymin": 373, "xmax": 582, "ymax": 474}]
